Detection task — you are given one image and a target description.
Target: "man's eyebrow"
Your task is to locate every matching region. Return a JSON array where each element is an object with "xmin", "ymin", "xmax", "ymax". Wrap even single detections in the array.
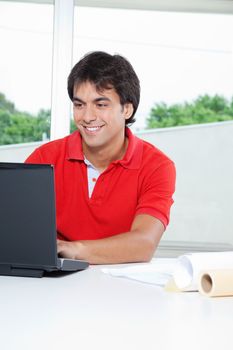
[
  {"xmin": 72, "ymin": 97, "xmax": 84, "ymax": 103},
  {"xmin": 94, "ymin": 97, "xmax": 111, "ymax": 102},
  {"xmin": 72, "ymin": 96, "xmax": 111, "ymax": 103}
]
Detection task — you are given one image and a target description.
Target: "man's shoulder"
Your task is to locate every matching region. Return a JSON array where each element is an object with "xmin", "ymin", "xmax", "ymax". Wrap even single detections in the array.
[
  {"xmin": 135, "ymin": 137, "xmax": 176, "ymax": 197},
  {"xmin": 139, "ymin": 137, "xmax": 174, "ymax": 167},
  {"xmin": 25, "ymin": 133, "xmax": 76, "ymax": 163},
  {"xmin": 36, "ymin": 135, "xmax": 69, "ymax": 156}
]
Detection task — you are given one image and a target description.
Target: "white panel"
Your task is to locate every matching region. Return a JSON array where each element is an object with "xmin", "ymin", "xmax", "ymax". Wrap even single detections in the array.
[
  {"xmin": 50, "ymin": 0, "xmax": 74, "ymax": 140},
  {"xmin": 3, "ymin": 0, "xmax": 233, "ymax": 14},
  {"xmin": 75, "ymin": 0, "xmax": 233, "ymax": 14}
]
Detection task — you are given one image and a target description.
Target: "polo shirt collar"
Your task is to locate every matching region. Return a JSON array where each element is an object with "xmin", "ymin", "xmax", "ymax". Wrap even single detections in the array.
[
  {"xmin": 66, "ymin": 127, "xmax": 143, "ymax": 169},
  {"xmin": 115, "ymin": 127, "xmax": 143, "ymax": 169}
]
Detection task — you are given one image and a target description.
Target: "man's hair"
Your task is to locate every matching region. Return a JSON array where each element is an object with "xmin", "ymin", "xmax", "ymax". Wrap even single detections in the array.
[{"xmin": 67, "ymin": 51, "xmax": 140, "ymax": 125}]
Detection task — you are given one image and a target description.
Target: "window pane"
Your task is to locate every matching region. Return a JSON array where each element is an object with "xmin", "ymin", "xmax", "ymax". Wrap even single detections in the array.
[
  {"xmin": 73, "ymin": 7, "xmax": 233, "ymax": 131},
  {"xmin": 0, "ymin": 1, "xmax": 53, "ymax": 145}
]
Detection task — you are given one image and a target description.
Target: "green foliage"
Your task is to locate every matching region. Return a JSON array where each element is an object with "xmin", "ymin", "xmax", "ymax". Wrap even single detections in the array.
[
  {"xmin": 1, "ymin": 92, "xmax": 233, "ymax": 145},
  {"xmin": 146, "ymin": 94, "xmax": 233, "ymax": 129},
  {"xmin": 70, "ymin": 119, "xmax": 76, "ymax": 133},
  {"xmin": 0, "ymin": 92, "xmax": 50, "ymax": 145},
  {"xmin": 0, "ymin": 92, "xmax": 15, "ymax": 113}
]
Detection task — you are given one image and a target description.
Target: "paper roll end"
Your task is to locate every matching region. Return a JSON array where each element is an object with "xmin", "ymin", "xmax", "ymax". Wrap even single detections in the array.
[{"xmin": 200, "ymin": 273, "xmax": 213, "ymax": 294}]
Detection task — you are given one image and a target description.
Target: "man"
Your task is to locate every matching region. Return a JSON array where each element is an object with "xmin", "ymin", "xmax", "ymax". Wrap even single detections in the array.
[{"xmin": 26, "ymin": 51, "xmax": 176, "ymax": 264}]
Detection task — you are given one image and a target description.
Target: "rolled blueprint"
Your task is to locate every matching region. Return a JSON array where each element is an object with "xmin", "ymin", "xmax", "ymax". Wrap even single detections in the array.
[
  {"xmin": 172, "ymin": 251, "xmax": 233, "ymax": 291},
  {"xmin": 198, "ymin": 269, "xmax": 233, "ymax": 297}
]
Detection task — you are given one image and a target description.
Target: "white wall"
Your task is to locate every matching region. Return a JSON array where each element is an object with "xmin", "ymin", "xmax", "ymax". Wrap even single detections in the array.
[
  {"xmin": 137, "ymin": 121, "xmax": 233, "ymax": 246},
  {"xmin": 0, "ymin": 141, "xmax": 45, "ymax": 162},
  {"xmin": 1, "ymin": 121, "xmax": 233, "ymax": 246}
]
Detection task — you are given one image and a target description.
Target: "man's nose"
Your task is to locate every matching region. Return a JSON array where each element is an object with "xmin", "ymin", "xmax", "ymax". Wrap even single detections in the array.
[{"xmin": 83, "ymin": 105, "xmax": 97, "ymax": 123}]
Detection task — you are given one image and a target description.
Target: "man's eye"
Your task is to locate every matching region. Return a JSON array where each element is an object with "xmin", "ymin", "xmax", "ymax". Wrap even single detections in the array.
[
  {"xmin": 97, "ymin": 103, "xmax": 107, "ymax": 108},
  {"xmin": 74, "ymin": 103, "xmax": 83, "ymax": 108}
]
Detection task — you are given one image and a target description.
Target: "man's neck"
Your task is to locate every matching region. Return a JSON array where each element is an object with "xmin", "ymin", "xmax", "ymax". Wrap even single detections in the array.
[{"xmin": 83, "ymin": 137, "xmax": 128, "ymax": 173}]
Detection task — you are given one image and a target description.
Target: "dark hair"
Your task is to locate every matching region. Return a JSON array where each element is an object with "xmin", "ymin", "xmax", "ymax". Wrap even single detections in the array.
[{"xmin": 67, "ymin": 51, "xmax": 140, "ymax": 125}]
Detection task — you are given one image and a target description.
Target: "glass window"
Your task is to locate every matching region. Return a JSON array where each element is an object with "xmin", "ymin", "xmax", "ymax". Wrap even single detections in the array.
[
  {"xmin": 73, "ymin": 7, "xmax": 233, "ymax": 131},
  {"xmin": 0, "ymin": 1, "xmax": 53, "ymax": 145}
]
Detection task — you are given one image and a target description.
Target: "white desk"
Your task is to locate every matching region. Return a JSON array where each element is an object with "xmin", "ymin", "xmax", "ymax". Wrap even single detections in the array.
[{"xmin": 1, "ymin": 265, "xmax": 233, "ymax": 350}]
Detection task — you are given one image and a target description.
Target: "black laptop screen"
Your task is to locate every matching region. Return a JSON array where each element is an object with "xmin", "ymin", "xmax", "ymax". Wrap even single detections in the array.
[{"xmin": 0, "ymin": 163, "xmax": 57, "ymax": 268}]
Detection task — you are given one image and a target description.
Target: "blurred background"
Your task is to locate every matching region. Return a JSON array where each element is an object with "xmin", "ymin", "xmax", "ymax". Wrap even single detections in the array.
[{"xmin": 0, "ymin": 0, "xmax": 233, "ymax": 255}]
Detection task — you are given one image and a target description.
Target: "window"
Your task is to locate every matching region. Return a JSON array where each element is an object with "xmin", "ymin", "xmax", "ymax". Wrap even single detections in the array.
[
  {"xmin": 73, "ymin": 7, "xmax": 233, "ymax": 131},
  {"xmin": 0, "ymin": 1, "xmax": 53, "ymax": 145}
]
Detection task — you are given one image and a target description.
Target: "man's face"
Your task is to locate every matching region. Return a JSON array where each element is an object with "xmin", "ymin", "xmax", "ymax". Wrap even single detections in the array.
[{"xmin": 73, "ymin": 81, "xmax": 133, "ymax": 152}]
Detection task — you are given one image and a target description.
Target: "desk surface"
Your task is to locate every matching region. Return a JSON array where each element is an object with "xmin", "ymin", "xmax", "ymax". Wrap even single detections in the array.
[{"xmin": 1, "ymin": 264, "xmax": 233, "ymax": 350}]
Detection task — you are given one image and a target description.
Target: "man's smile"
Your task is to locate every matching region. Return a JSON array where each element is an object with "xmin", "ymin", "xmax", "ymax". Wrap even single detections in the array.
[{"xmin": 82, "ymin": 125, "xmax": 104, "ymax": 133}]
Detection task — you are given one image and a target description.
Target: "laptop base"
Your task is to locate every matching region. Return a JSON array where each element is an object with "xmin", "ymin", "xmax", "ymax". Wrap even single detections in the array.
[
  {"xmin": 58, "ymin": 258, "xmax": 89, "ymax": 272},
  {"xmin": 0, "ymin": 264, "xmax": 44, "ymax": 278},
  {"xmin": 0, "ymin": 259, "xmax": 89, "ymax": 278}
]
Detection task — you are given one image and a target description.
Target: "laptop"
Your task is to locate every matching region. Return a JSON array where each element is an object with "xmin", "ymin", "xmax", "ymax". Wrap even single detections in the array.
[{"xmin": 0, "ymin": 162, "xmax": 89, "ymax": 277}]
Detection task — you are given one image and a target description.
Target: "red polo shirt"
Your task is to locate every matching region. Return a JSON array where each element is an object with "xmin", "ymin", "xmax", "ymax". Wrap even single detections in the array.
[{"xmin": 25, "ymin": 128, "xmax": 176, "ymax": 240}]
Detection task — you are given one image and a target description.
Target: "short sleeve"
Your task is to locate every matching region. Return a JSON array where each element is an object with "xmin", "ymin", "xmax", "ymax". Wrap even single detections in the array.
[{"xmin": 136, "ymin": 161, "xmax": 176, "ymax": 228}]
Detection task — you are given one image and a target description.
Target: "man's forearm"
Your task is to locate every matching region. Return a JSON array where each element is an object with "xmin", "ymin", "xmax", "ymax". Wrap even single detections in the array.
[
  {"xmin": 57, "ymin": 215, "xmax": 164, "ymax": 264},
  {"xmin": 75, "ymin": 231, "xmax": 157, "ymax": 264},
  {"xmin": 57, "ymin": 214, "xmax": 164, "ymax": 264}
]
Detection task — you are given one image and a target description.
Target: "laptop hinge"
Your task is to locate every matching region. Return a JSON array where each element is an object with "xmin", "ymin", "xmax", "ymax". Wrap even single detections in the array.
[{"xmin": 0, "ymin": 264, "xmax": 44, "ymax": 278}]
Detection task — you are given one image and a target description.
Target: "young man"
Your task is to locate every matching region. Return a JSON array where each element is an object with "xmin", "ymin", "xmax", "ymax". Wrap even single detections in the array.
[{"xmin": 26, "ymin": 51, "xmax": 176, "ymax": 264}]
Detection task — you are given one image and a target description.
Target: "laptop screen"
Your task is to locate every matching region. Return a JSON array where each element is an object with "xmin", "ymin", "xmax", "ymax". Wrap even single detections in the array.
[{"xmin": 0, "ymin": 163, "xmax": 58, "ymax": 269}]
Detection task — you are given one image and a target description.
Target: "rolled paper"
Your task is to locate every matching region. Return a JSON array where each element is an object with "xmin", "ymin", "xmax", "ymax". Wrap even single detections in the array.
[
  {"xmin": 173, "ymin": 251, "xmax": 233, "ymax": 291},
  {"xmin": 164, "ymin": 277, "xmax": 181, "ymax": 292},
  {"xmin": 198, "ymin": 269, "xmax": 233, "ymax": 297}
]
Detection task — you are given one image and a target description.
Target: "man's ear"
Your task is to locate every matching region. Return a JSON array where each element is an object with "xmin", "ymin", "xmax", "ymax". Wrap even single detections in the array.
[{"xmin": 123, "ymin": 103, "xmax": 134, "ymax": 120}]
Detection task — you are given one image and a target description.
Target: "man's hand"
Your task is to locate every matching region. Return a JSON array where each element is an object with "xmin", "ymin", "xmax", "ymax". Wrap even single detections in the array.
[
  {"xmin": 57, "ymin": 214, "xmax": 164, "ymax": 264},
  {"xmin": 57, "ymin": 239, "xmax": 84, "ymax": 260}
]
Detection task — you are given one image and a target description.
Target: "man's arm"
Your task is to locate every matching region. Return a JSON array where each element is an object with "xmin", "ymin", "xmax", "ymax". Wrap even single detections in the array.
[{"xmin": 57, "ymin": 214, "xmax": 164, "ymax": 264}]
